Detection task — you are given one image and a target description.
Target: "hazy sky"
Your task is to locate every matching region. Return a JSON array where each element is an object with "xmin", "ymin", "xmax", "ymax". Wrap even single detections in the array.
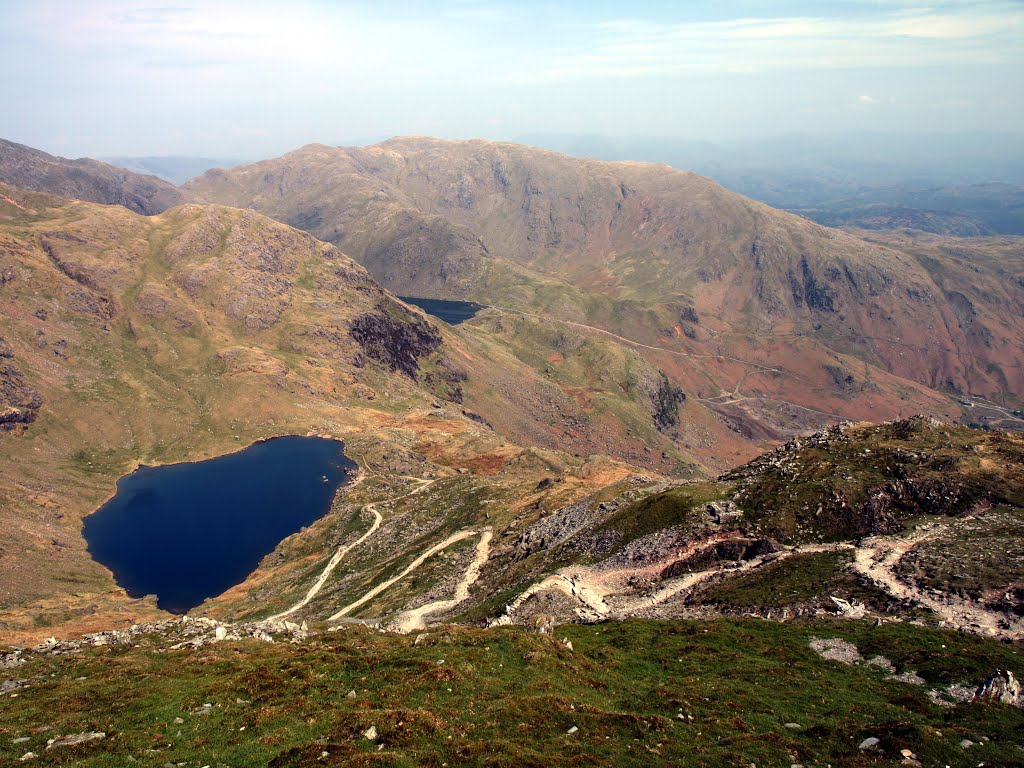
[{"xmin": 2, "ymin": 0, "xmax": 1022, "ymax": 158}]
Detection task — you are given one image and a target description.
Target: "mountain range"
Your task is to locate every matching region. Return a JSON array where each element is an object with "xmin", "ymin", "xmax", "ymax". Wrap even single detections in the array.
[
  {"xmin": 0, "ymin": 139, "xmax": 1022, "ymax": 765},
  {"xmin": 185, "ymin": 138, "xmax": 1024, "ymax": 423},
  {"xmin": 0, "ymin": 135, "xmax": 1019, "ymax": 724}
]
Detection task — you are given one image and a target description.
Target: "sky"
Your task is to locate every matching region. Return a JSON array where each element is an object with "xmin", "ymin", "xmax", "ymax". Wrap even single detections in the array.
[{"xmin": 1, "ymin": 0, "xmax": 1022, "ymax": 158}]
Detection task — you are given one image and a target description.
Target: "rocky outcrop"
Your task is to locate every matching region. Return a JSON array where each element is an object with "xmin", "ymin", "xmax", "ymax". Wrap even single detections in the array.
[
  {"xmin": 651, "ymin": 372, "xmax": 685, "ymax": 433},
  {"xmin": 511, "ymin": 499, "xmax": 600, "ymax": 562},
  {"xmin": 0, "ymin": 339, "xmax": 41, "ymax": 431},
  {"xmin": 973, "ymin": 669, "xmax": 1021, "ymax": 706},
  {"xmin": 720, "ymin": 416, "xmax": 1024, "ymax": 541},
  {"xmin": 350, "ymin": 308, "xmax": 443, "ymax": 378}
]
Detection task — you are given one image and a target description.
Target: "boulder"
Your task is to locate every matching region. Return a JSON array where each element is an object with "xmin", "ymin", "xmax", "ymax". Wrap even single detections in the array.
[{"xmin": 973, "ymin": 669, "xmax": 1021, "ymax": 706}]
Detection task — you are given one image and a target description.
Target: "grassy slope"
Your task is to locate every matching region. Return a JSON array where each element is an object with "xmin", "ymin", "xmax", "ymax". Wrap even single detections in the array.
[
  {"xmin": 726, "ymin": 418, "xmax": 1024, "ymax": 542},
  {"xmin": 1, "ymin": 619, "xmax": 1021, "ymax": 767},
  {"xmin": 692, "ymin": 550, "xmax": 896, "ymax": 611}
]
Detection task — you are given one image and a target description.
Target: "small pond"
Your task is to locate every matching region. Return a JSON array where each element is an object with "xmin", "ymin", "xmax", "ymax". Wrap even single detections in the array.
[
  {"xmin": 399, "ymin": 296, "xmax": 487, "ymax": 325},
  {"xmin": 83, "ymin": 436, "xmax": 356, "ymax": 613}
]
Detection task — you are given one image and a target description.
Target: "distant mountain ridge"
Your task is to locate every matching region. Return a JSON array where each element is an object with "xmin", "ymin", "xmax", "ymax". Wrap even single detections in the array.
[
  {"xmin": 100, "ymin": 155, "xmax": 243, "ymax": 185},
  {"xmin": 0, "ymin": 138, "xmax": 184, "ymax": 215},
  {"xmin": 514, "ymin": 132, "xmax": 1024, "ymax": 236},
  {"xmin": 186, "ymin": 137, "xmax": 1024, "ymax": 421}
]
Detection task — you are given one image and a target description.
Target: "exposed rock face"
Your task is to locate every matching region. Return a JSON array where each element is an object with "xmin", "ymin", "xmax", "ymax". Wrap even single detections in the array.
[
  {"xmin": 0, "ymin": 339, "xmax": 42, "ymax": 431},
  {"xmin": 660, "ymin": 537, "xmax": 776, "ymax": 578},
  {"xmin": 511, "ymin": 498, "xmax": 599, "ymax": 562},
  {"xmin": 973, "ymin": 669, "xmax": 1021, "ymax": 706},
  {"xmin": 0, "ymin": 138, "xmax": 185, "ymax": 214},
  {"xmin": 651, "ymin": 372, "xmax": 685, "ymax": 433},
  {"xmin": 349, "ymin": 309, "xmax": 443, "ymax": 378}
]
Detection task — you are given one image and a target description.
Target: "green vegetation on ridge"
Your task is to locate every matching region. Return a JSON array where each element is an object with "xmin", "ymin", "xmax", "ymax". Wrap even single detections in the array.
[{"xmin": 1, "ymin": 619, "xmax": 1022, "ymax": 767}]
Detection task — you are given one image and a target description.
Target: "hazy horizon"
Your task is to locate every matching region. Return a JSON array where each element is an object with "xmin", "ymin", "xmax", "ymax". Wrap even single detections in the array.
[{"xmin": 1, "ymin": 0, "xmax": 1021, "ymax": 158}]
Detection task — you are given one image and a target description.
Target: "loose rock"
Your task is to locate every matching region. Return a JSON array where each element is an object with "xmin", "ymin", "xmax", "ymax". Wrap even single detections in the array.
[{"xmin": 46, "ymin": 732, "xmax": 106, "ymax": 749}]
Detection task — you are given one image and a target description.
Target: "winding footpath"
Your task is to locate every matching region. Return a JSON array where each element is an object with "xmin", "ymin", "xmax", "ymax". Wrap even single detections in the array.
[
  {"xmin": 389, "ymin": 529, "xmax": 493, "ymax": 633},
  {"xmin": 266, "ymin": 475, "xmax": 433, "ymax": 622},
  {"xmin": 266, "ymin": 508, "xmax": 382, "ymax": 622},
  {"xmin": 849, "ymin": 524, "xmax": 1024, "ymax": 639},
  {"xmin": 491, "ymin": 543, "xmax": 851, "ymax": 625},
  {"xmin": 328, "ymin": 527, "xmax": 491, "ymax": 623}
]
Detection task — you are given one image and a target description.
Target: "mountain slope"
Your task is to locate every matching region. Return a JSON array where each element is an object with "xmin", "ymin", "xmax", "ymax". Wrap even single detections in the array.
[
  {"xmin": 0, "ymin": 138, "xmax": 185, "ymax": 215},
  {"xmin": 0, "ymin": 182, "xmax": 491, "ymax": 628},
  {"xmin": 0, "ymin": 181, "xmax": 704, "ymax": 640},
  {"xmin": 185, "ymin": 138, "xmax": 1024, "ymax": 427}
]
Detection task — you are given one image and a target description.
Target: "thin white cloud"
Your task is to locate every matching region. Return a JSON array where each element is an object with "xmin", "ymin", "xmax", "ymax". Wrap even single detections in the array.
[{"xmin": 513, "ymin": 6, "xmax": 1024, "ymax": 83}]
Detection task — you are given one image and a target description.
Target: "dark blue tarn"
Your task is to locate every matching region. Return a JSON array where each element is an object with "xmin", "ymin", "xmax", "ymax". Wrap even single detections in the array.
[{"xmin": 83, "ymin": 436, "xmax": 356, "ymax": 613}]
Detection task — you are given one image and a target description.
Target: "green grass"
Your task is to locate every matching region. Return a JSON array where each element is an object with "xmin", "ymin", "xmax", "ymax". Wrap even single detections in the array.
[
  {"xmin": 1, "ymin": 619, "xmax": 1021, "ymax": 766},
  {"xmin": 595, "ymin": 482, "xmax": 728, "ymax": 550},
  {"xmin": 693, "ymin": 550, "xmax": 895, "ymax": 610}
]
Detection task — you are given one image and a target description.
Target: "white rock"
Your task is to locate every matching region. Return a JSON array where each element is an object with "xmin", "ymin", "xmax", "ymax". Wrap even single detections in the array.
[{"xmin": 363, "ymin": 726, "xmax": 377, "ymax": 741}]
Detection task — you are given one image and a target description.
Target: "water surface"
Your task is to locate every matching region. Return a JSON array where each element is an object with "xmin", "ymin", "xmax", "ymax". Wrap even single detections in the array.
[
  {"xmin": 83, "ymin": 436, "xmax": 355, "ymax": 613},
  {"xmin": 399, "ymin": 296, "xmax": 486, "ymax": 325}
]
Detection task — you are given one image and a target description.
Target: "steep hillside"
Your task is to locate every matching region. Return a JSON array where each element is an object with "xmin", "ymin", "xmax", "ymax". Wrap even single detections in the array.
[
  {"xmin": 0, "ymin": 182, "xmax": 492, "ymax": 633},
  {"xmin": 0, "ymin": 181, "xmax": 714, "ymax": 642},
  {"xmin": 185, "ymin": 138, "xmax": 1024, "ymax": 426},
  {"xmin": 0, "ymin": 139, "xmax": 184, "ymax": 215}
]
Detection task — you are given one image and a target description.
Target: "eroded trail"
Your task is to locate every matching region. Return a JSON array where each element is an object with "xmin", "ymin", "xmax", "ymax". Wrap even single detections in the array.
[
  {"xmin": 850, "ymin": 524, "xmax": 1024, "ymax": 639},
  {"xmin": 389, "ymin": 529, "xmax": 493, "ymax": 633},
  {"xmin": 492, "ymin": 543, "xmax": 851, "ymax": 625},
  {"xmin": 489, "ymin": 573, "xmax": 612, "ymax": 626},
  {"xmin": 267, "ymin": 508, "xmax": 382, "ymax": 622},
  {"xmin": 267, "ymin": 475, "xmax": 433, "ymax": 621},
  {"xmin": 328, "ymin": 527, "xmax": 489, "ymax": 622}
]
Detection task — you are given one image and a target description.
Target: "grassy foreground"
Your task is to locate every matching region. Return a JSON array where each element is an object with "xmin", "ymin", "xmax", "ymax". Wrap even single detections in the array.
[{"xmin": 2, "ymin": 619, "xmax": 1022, "ymax": 767}]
